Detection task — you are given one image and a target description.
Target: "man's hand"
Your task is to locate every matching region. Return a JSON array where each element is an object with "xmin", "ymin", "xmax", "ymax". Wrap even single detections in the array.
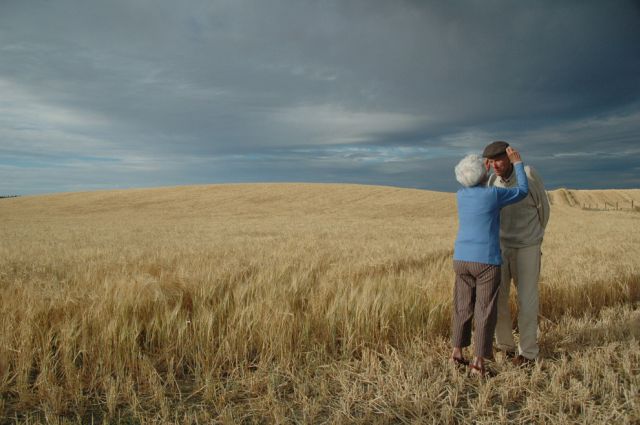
[{"xmin": 506, "ymin": 146, "xmax": 522, "ymax": 164}]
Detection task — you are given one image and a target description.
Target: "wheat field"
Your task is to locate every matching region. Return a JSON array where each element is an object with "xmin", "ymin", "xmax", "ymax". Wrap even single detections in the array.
[{"xmin": 0, "ymin": 183, "xmax": 638, "ymax": 424}]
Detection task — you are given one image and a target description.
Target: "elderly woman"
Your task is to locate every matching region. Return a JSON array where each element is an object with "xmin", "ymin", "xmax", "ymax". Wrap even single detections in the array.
[{"xmin": 450, "ymin": 147, "xmax": 528, "ymax": 377}]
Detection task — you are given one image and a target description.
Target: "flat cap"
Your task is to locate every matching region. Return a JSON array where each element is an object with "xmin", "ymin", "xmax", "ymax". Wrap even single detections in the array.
[{"xmin": 482, "ymin": 141, "xmax": 509, "ymax": 158}]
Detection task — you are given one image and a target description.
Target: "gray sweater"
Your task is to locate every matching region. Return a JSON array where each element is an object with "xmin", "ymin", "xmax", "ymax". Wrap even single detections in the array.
[{"xmin": 488, "ymin": 165, "xmax": 550, "ymax": 248}]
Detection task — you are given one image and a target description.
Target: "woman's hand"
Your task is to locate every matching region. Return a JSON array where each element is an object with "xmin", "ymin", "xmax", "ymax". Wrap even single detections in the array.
[{"xmin": 506, "ymin": 146, "xmax": 522, "ymax": 164}]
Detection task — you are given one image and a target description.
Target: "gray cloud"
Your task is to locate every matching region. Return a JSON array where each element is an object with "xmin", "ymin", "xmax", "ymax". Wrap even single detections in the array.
[{"xmin": 1, "ymin": 0, "xmax": 639, "ymax": 194}]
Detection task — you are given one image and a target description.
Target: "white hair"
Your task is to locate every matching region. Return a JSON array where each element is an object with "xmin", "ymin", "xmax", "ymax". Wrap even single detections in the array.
[{"xmin": 455, "ymin": 154, "xmax": 487, "ymax": 187}]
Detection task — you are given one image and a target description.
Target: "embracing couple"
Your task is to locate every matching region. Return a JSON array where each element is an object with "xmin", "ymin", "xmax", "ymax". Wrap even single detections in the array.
[{"xmin": 450, "ymin": 141, "xmax": 550, "ymax": 377}]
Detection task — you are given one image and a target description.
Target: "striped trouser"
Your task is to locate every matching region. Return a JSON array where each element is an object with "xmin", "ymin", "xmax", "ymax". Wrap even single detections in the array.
[{"xmin": 451, "ymin": 260, "xmax": 501, "ymax": 358}]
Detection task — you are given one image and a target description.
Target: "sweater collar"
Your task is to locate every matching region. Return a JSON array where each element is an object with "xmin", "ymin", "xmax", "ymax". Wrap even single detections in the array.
[{"xmin": 500, "ymin": 166, "xmax": 515, "ymax": 185}]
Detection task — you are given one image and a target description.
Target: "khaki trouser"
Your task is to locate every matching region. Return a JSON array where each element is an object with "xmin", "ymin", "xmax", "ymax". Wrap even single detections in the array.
[{"xmin": 495, "ymin": 243, "xmax": 541, "ymax": 360}]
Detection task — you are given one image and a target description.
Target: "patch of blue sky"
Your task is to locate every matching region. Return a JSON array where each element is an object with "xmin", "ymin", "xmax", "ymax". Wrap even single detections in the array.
[
  {"xmin": 267, "ymin": 145, "xmax": 458, "ymax": 163},
  {"xmin": 0, "ymin": 154, "xmax": 120, "ymax": 168},
  {"xmin": 207, "ymin": 146, "xmax": 461, "ymax": 169}
]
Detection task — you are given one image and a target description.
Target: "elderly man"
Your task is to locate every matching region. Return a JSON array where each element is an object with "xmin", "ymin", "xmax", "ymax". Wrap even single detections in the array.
[{"xmin": 483, "ymin": 141, "xmax": 550, "ymax": 366}]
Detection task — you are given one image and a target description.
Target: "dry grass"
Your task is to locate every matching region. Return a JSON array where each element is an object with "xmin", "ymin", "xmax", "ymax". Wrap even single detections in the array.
[
  {"xmin": 0, "ymin": 183, "xmax": 638, "ymax": 424},
  {"xmin": 548, "ymin": 188, "xmax": 640, "ymax": 211}
]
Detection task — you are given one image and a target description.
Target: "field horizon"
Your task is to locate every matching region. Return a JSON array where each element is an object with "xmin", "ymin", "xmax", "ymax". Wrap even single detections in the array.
[
  {"xmin": 1, "ymin": 183, "xmax": 638, "ymax": 424},
  {"xmin": 6, "ymin": 181, "xmax": 640, "ymax": 203}
]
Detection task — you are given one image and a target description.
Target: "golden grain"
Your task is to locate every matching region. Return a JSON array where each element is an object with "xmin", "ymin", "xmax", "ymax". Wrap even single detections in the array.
[{"xmin": 0, "ymin": 183, "xmax": 638, "ymax": 423}]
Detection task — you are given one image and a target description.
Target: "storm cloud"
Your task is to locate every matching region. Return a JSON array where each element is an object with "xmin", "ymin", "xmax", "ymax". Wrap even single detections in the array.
[{"xmin": 1, "ymin": 0, "xmax": 639, "ymax": 194}]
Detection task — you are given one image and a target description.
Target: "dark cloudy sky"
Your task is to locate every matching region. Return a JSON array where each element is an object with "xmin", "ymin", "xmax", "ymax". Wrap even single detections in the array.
[{"xmin": 2, "ymin": 0, "xmax": 639, "ymax": 195}]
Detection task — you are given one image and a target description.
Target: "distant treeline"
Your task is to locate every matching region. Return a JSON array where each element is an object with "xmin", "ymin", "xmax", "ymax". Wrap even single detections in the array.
[{"xmin": 0, "ymin": 195, "xmax": 20, "ymax": 199}]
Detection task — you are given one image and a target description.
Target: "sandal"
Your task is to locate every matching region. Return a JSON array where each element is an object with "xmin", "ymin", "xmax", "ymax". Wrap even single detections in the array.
[
  {"xmin": 469, "ymin": 363, "xmax": 486, "ymax": 378},
  {"xmin": 450, "ymin": 356, "xmax": 469, "ymax": 368}
]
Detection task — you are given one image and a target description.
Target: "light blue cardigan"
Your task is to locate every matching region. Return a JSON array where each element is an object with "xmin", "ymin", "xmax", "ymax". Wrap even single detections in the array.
[{"xmin": 453, "ymin": 162, "xmax": 528, "ymax": 265}]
